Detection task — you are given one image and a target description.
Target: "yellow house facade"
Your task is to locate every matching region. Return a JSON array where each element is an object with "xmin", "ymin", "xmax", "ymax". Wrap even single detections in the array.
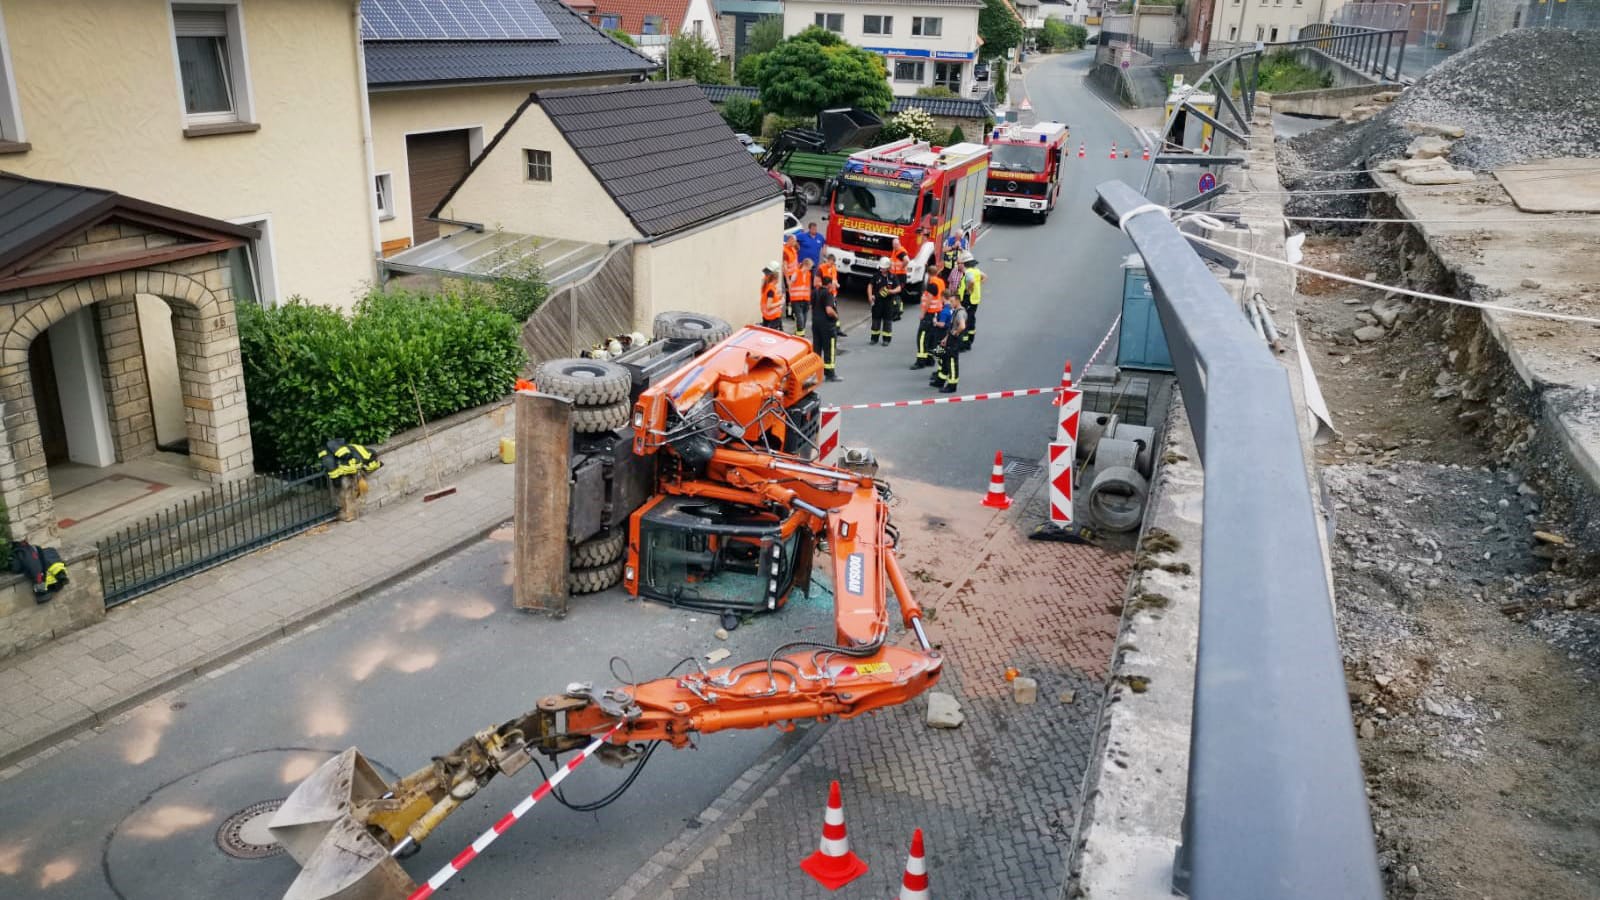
[{"xmin": 0, "ymin": 0, "xmax": 379, "ymax": 307}]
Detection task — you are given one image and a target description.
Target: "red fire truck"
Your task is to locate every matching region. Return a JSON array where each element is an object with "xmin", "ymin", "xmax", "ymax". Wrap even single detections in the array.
[
  {"xmin": 982, "ymin": 121, "xmax": 1069, "ymax": 223},
  {"xmin": 823, "ymin": 138, "xmax": 991, "ymax": 287}
]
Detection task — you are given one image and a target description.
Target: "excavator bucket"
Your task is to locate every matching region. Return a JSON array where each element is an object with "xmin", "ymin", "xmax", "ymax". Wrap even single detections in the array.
[
  {"xmin": 269, "ymin": 748, "xmax": 418, "ymax": 900},
  {"xmin": 816, "ymin": 107, "xmax": 882, "ymax": 152}
]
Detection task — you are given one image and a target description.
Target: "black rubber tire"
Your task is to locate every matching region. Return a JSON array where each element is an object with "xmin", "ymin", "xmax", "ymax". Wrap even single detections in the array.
[
  {"xmin": 653, "ymin": 311, "xmax": 733, "ymax": 344},
  {"xmin": 572, "ymin": 401, "xmax": 630, "ymax": 434},
  {"xmin": 572, "ymin": 531, "xmax": 626, "ymax": 568},
  {"xmin": 798, "ymin": 180, "xmax": 824, "ymax": 206},
  {"xmin": 534, "ymin": 358, "xmax": 631, "ymax": 406},
  {"xmin": 568, "ymin": 560, "xmax": 624, "ymax": 595}
]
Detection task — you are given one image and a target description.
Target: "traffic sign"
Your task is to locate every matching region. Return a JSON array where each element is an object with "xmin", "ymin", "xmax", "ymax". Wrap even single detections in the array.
[{"xmin": 1198, "ymin": 172, "xmax": 1217, "ymax": 192}]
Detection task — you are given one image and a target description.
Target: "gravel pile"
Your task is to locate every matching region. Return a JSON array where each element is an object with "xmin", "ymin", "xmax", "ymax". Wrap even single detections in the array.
[{"xmin": 1279, "ymin": 28, "xmax": 1600, "ymax": 219}]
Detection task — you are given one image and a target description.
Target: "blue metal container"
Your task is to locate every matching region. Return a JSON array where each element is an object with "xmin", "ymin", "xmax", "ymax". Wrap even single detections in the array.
[{"xmin": 1116, "ymin": 254, "xmax": 1174, "ymax": 372}]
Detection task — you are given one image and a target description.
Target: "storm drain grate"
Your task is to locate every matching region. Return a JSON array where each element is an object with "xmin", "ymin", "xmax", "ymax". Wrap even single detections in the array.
[
  {"xmin": 216, "ymin": 799, "xmax": 286, "ymax": 860},
  {"xmin": 1003, "ymin": 458, "xmax": 1042, "ymax": 482}
]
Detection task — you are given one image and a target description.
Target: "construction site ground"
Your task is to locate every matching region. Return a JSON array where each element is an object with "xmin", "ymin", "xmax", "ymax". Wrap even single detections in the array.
[{"xmin": 1295, "ymin": 228, "xmax": 1600, "ymax": 899}]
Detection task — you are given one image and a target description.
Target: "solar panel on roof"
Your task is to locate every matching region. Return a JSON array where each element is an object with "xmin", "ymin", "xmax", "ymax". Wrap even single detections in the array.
[{"xmin": 360, "ymin": 0, "xmax": 558, "ymax": 40}]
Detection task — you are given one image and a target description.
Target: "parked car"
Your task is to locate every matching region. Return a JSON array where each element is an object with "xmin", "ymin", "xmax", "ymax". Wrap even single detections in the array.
[
  {"xmin": 1085, "ymin": 33, "xmax": 1100, "ymax": 45},
  {"xmin": 735, "ymin": 132, "xmax": 766, "ymax": 156},
  {"xmin": 974, "ymin": 62, "xmax": 991, "ymax": 82},
  {"xmin": 784, "ymin": 212, "xmax": 802, "ymax": 236}
]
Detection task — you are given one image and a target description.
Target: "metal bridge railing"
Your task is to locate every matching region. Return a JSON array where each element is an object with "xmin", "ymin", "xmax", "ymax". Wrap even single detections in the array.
[
  {"xmin": 1285, "ymin": 23, "xmax": 1410, "ymax": 82},
  {"xmin": 1092, "ymin": 180, "xmax": 1384, "ymax": 900}
]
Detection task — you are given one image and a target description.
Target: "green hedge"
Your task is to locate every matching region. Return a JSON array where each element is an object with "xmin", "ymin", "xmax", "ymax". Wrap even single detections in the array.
[{"xmin": 239, "ymin": 290, "xmax": 526, "ymax": 470}]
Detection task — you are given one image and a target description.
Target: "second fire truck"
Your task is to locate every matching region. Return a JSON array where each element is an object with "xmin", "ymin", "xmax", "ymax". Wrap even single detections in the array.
[
  {"xmin": 982, "ymin": 121, "xmax": 1069, "ymax": 223},
  {"xmin": 823, "ymin": 138, "xmax": 991, "ymax": 288}
]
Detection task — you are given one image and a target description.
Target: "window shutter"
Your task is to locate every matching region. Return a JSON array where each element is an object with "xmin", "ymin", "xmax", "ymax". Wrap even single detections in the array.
[{"xmin": 173, "ymin": 8, "xmax": 228, "ymax": 38}]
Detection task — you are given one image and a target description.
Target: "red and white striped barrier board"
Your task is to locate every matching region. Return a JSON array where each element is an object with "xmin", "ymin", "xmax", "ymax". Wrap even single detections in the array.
[
  {"xmin": 407, "ymin": 723, "xmax": 622, "ymax": 900},
  {"xmin": 836, "ymin": 386, "xmax": 1058, "ymax": 411},
  {"xmin": 818, "ymin": 406, "xmax": 841, "ymax": 465},
  {"xmin": 1056, "ymin": 387, "xmax": 1082, "ymax": 446},
  {"xmin": 1049, "ymin": 442, "xmax": 1075, "ymax": 525}
]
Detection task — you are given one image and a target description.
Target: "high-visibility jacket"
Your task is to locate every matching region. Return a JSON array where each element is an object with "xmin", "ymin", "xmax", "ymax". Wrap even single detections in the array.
[
  {"xmin": 782, "ymin": 243, "xmax": 798, "ymax": 277},
  {"xmin": 788, "ymin": 270, "xmax": 812, "ymax": 304},
  {"xmin": 889, "ymin": 250, "xmax": 909, "ymax": 277},
  {"xmin": 961, "ymin": 265, "xmax": 984, "ymax": 305},
  {"xmin": 760, "ymin": 279, "xmax": 784, "ymax": 320},
  {"xmin": 818, "ymin": 258, "xmax": 838, "ymax": 285},
  {"xmin": 921, "ymin": 275, "xmax": 946, "ymax": 314},
  {"xmin": 320, "ymin": 439, "xmax": 382, "ymax": 481}
]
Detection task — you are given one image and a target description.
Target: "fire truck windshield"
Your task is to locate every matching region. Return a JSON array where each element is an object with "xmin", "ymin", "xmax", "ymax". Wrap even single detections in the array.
[
  {"xmin": 989, "ymin": 144, "xmax": 1048, "ymax": 174},
  {"xmin": 834, "ymin": 177, "xmax": 918, "ymax": 225}
]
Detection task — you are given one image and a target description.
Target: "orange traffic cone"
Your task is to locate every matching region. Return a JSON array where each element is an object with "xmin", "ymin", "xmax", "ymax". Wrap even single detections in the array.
[
  {"xmin": 981, "ymin": 450, "xmax": 1011, "ymax": 510},
  {"xmin": 1109, "ymin": 142, "xmax": 1118, "ymax": 160},
  {"xmin": 894, "ymin": 828, "xmax": 930, "ymax": 900},
  {"xmin": 1053, "ymin": 360, "xmax": 1074, "ymax": 405},
  {"xmin": 1141, "ymin": 146, "xmax": 1150, "ymax": 161},
  {"xmin": 799, "ymin": 781, "xmax": 869, "ymax": 890},
  {"xmin": 1077, "ymin": 143, "xmax": 1085, "ymax": 158}
]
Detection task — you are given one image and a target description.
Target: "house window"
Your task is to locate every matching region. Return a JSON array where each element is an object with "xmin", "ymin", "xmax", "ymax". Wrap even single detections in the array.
[
  {"xmin": 864, "ymin": 14, "xmax": 893, "ymax": 34},
  {"xmin": 692, "ymin": 18, "xmax": 703, "ymax": 35},
  {"xmin": 643, "ymin": 15, "xmax": 664, "ymax": 34},
  {"xmin": 1269, "ymin": 26, "xmax": 1279, "ymax": 39},
  {"xmin": 172, "ymin": 4, "xmax": 252, "ymax": 128},
  {"xmin": 1255, "ymin": 24, "xmax": 1265, "ymax": 39},
  {"xmin": 599, "ymin": 13, "xmax": 621, "ymax": 29},
  {"xmin": 911, "ymin": 16, "xmax": 942, "ymax": 36},
  {"xmin": 525, "ymin": 149, "xmax": 552, "ymax": 182},
  {"xmin": 1228, "ymin": 24, "xmax": 1238, "ymax": 38},
  {"xmin": 225, "ymin": 218, "xmax": 277, "ymax": 306},
  {"xmin": 894, "ymin": 60, "xmax": 926, "ymax": 82},
  {"xmin": 814, "ymin": 12, "xmax": 843, "ymax": 32},
  {"xmin": 375, "ymin": 173, "xmax": 394, "ymax": 221},
  {"xmin": 0, "ymin": 2, "xmax": 24, "ymax": 146}
]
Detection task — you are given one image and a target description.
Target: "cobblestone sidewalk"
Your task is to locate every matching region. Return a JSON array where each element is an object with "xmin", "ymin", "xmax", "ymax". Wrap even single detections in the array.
[
  {"xmin": 611, "ymin": 471, "xmax": 1132, "ymax": 900},
  {"xmin": 0, "ymin": 461, "xmax": 514, "ymax": 772}
]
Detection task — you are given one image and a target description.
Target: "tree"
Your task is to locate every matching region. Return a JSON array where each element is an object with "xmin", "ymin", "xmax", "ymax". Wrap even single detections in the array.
[
  {"xmin": 947, "ymin": 125, "xmax": 967, "ymax": 144},
  {"xmin": 979, "ymin": 0, "xmax": 1025, "ymax": 62},
  {"xmin": 994, "ymin": 63, "xmax": 1008, "ymax": 104},
  {"xmin": 606, "ymin": 28, "xmax": 636, "ymax": 47},
  {"xmin": 755, "ymin": 27, "xmax": 892, "ymax": 117},
  {"xmin": 719, "ymin": 95, "xmax": 764, "ymax": 134},
  {"xmin": 1036, "ymin": 18, "xmax": 1070, "ymax": 51},
  {"xmin": 736, "ymin": 50, "xmax": 767, "ymax": 86},
  {"xmin": 658, "ymin": 32, "xmax": 730, "ymax": 84},
  {"xmin": 746, "ymin": 15, "xmax": 784, "ymax": 55}
]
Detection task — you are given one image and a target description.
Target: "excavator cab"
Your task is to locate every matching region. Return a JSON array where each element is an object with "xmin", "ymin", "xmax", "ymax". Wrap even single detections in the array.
[{"xmin": 627, "ymin": 496, "xmax": 814, "ymax": 614}]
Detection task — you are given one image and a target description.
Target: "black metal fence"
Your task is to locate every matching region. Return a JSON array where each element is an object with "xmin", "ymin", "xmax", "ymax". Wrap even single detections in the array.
[
  {"xmin": 1290, "ymin": 23, "xmax": 1410, "ymax": 81},
  {"xmin": 97, "ymin": 467, "xmax": 337, "ymax": 608}
]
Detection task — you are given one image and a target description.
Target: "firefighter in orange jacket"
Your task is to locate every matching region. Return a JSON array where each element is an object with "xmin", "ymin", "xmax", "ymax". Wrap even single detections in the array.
[
  {"xmin": 788, "ymin": 258, "xmax": 813, "ymax": 337},
  {"xmin": 782, "ymin": 235, "xmax": 800, "ymax": 317},
  {"xmin": 760, "ymin": 262, "xmax": 784, "ymax": 329},
  {"xmin": 911, "ymin": 273, "xmax": 946, "ymax": 370}
]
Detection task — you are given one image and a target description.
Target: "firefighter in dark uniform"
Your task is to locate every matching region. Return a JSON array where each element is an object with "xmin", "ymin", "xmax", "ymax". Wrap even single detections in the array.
[
  {"xmin": 931, "ymin": 289, "xmax": 967, "ymax": 394},
  {"xmin": 957, "ymin": 250, "xmax": 984, "ymax": 350},
  {"xmin": 910, "ymin": 273, "xmax": 946, "ymax": 370},
  {"xmin": 869, "ymin": 256, "xmax": 901, "ymax": 346},
  {"xmin": 812, "ymin": 273, "xmax": 842, "ymax": 382}
]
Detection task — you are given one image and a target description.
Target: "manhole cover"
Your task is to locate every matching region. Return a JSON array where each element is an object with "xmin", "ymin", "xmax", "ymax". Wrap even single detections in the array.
[
  {"xmin": 1004, "ymin": 458, "xmax": 1042, "ymax": 481},
  {"xmin": 216, "ymin": 799, "xmax": 286, "ymax": 860}
]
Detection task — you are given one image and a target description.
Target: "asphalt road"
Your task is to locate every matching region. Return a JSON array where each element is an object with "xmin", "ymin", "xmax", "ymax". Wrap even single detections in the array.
[
  {"xmin": 0, "ymin": 537, "xmax": 834, "ymax": 900},
  {"xmin": 823, "ymin": 49, "xmax": 1149, "ymax": 490},
  {"xmin": 0, "ymin": 49, "xmax": 1146, "ymax": 900}
]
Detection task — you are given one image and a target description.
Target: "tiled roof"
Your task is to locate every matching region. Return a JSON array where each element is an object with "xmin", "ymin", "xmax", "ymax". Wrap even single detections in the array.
[
  {"xmin": 363, "ymin": 0, "xmax": 657, "ymax": 87},
  {"xmin": 785, "ymin": 0, "xmax": 983, "ymax": 7},
  {"xmin": 586, "ymin": 0, "xmax": 693, "ymax": 35},
  {"xmin": 697, "ymin": 84, "xmax": 994, "ymax": 120},
  {"xmin": 538, "ymin": 81, "xmax": 782, "ymax": 235}
]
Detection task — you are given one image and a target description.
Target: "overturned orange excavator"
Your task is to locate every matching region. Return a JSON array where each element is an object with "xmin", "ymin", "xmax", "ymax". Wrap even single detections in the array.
[{"xmin": 269, "ymin": 325, "xmax": 943, "ymax": 900}]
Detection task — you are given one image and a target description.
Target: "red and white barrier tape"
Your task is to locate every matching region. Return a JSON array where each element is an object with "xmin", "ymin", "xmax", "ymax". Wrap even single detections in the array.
[
  {"xmin": 1084, "ymin": 313, "xmax": 1122, "ymax": 370},
  {"xmin": 407, "ymin": 723, "xmax": 623, "ymax": 900},
  {"xmin": 832, "ymin": 386, "xmax": 1059, "ymax": 411}
]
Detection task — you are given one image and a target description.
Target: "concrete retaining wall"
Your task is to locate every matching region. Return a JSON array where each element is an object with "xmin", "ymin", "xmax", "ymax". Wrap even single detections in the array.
[
  {"xmin": 0, "ymin": 543, "xmax": 104, "ymax": 660},
  {"xmin": 1288, "ymin": 47, "xmax": 1385, "ymax": 89},
  {"xmin": 1270, "ymin": 83, "xmax": 1395, "ymax": 117},
  {"xmin": 364, "ymin": 397, "xmax": 514, "ymax": 510}
]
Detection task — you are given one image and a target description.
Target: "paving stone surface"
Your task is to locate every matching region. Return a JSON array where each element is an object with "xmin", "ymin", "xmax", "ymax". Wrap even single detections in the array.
[
  {"xmin": 612, "ymin": 473, "xmax": 1131, "ymax": 900},
  {"xmin": 0, "ymin": 462, "xmax": 514, "ymax": 769}
]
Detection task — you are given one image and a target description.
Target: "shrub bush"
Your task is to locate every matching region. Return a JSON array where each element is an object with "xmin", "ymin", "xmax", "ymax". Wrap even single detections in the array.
[
  {"xmin": 239, "ymin": 290, "xmax": 526, "ymax": 470},
  {"xmin": 720, "ymin": 95, "xmax": 765, "ymax": 135},
  {"xmin": 948, "ymin": 125, "xmax": 966, "ymax": 144},
  {"xmin": 880, "ymin": 108, "xmax": 941, "ymax": 143}
]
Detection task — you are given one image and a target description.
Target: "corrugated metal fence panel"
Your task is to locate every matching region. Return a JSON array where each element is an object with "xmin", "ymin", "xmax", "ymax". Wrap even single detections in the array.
[{"xmin": 521, "ymin": 240, "xmax": 636, "ymax": 365}]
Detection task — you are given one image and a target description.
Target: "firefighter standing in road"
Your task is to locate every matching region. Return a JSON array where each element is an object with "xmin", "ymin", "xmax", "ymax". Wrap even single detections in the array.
[
  {"xmin": 816, "ymin": 255, "xmax": 845, "ymax": 338},
  {"xmin": 930, "ymin": 289, "xmax": 967, "ymax": 394},
  {"xmin": 939, "ymin": 233, "xmax": 963, "ymax": 281},
  {"xmin": 869, "ymin": 256, "xmax": 900, "ymax": 346},
  {"xmin": 781, "ymin": 235, "xmax": 800, "ymax": 317},
  {"xmin": 812, "ymin": 274, "xmax": 842, "ymax": 381},
  {"xmin": 889, "ymin": 246, "xmax": 911, "ymax": 320},
  {"xmin": 911, "ymin": 272, "xmax": 946, "ymax": 370},
  {"xmin": 759, "ymin": 262, "xmax": 785, "ymax": 329},
  {"xmin": 958, "ymin": 251, "xmax": 984, "ymax": 350},
  {"xmin": 789, "ymin": 258, "xmax": 813, "ymax": 337}
]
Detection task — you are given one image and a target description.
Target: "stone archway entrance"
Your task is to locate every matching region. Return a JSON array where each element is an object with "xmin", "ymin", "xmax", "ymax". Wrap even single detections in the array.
[{"xmin": 0, "ymin": 174, "xmax": 260, "ymax": 544}]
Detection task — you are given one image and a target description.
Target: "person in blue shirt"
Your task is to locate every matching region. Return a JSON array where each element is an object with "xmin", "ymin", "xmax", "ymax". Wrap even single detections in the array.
[{"xmin": 796, "ymin": 221, "xmax": 826, "ymax": 269}]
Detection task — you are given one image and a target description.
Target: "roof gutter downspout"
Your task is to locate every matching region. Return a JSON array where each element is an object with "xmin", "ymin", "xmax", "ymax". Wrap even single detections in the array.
[{"xmin": 352, "ymin": 0, "xmax": 383, "ymax": 273}]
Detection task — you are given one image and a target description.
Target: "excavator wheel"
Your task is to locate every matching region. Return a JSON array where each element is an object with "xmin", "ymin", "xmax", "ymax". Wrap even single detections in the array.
[
  {"xmin": 569, "ymin": 559, "xmax": 625, "ymax": 594},
  {"xmin": 533, "ymin": 358, "xmax": 631, "ymax": 406},
  {"xmin": 572, "ymin": 530, "xmax": 627, "ymax": 568},
  {"xmin": 653, "ymin": 311, "xmax": 733, "ymax": 345},
  {"xmin": 572, "ymin": 400, "xmax": 630, "ymax": 434}
]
